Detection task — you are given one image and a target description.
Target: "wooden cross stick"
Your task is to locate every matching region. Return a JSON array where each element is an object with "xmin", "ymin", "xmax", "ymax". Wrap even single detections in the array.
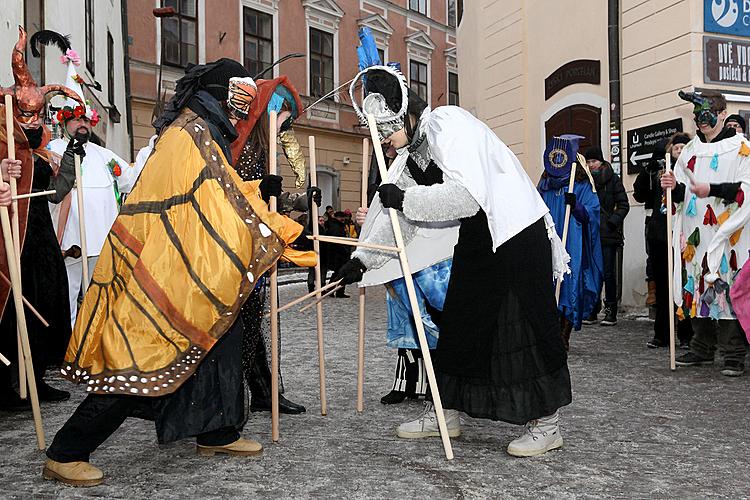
[
  {"xmin": 665, "ymin": 153, "xmax": 676, "ymax": 372},
  {"xmin": 0, "ymin": 269, "xmax": 50, "ymax": 326},
  {"xmin": 366, "ymin": 113, "xmax": 453, "ymax": 460},
  {"xmin": 298, "ymin": 283, "xmax": 342, "ymax": 313},
  {"xmin": 0, "ymin": 351, "xmax": 10, "ymax": 366},
  {"xmin": 75, "ymin": 153, "xmax": 90, "ymax": 291},
  {"xmin": 1, "ymin": 200, "xmax": 45, "ymax": 448},
  {"xmin": 308, "ymin": 136, "xmax": 328, "ymax": 416},
  {"xmin": 269, "ymin": 111, "xmax": 280, "ymax": 442},
  {"xmin": 4, "ymin": 95, "xmax": 27, "ymax": 399},
  {"xmin": 357, "ymin": 137, "xmax": 368, "ymax": 413},
  {"xmin": 307, "ymin": 234, "xmax": 400, "ymax": 253},
  {"xmin": 555, "ymin": 162, "xmax": 578, "ymax": 304},
  {"xmin": 12, "ymin": 189, "xmax": 56, "ymax": 201},
  {"xmin": 266, "ymin": 278, "xmax": 342, "ymax": 316}
]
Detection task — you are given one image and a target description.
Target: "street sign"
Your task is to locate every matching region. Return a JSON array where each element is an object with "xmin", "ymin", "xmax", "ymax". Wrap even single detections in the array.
[
  {"xmin": 704, "ymin": 0, "xmax": 750, "ymax": 38},
  {"xmin": 626, "ymin": 118, "xmax": 683, "ymax": 175}
]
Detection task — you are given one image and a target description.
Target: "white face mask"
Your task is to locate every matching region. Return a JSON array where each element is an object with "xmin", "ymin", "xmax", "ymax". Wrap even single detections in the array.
[{"xmin": 362, "ymin": 92, "xmax": 404, "ymax": 141}]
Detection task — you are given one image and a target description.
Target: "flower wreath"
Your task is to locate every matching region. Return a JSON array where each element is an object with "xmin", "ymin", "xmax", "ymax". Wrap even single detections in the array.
[{"xmin": 53, "ymin": 99, "xmax": 100, "ymax": 127}]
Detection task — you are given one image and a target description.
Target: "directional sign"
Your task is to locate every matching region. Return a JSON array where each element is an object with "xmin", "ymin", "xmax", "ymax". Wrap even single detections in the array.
[{"xmin": 626, "ymin": 118, "xmax": 683, "ymax": 175}]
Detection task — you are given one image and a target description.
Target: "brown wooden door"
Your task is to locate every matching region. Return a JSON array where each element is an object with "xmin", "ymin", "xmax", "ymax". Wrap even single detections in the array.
[{"xmin": 545, "ymin": 104, "xmax": 601, "ymax": 154}]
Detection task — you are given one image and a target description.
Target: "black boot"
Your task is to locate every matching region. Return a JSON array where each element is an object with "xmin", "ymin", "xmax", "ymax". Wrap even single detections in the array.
[
  {"xmin": 248, "ymin": 338, "xmax": 306, "ymax": 415},
  {"xmin": 380, "ymin": 390, "xmax": 407, "ymax": 405},
  {"xmin": 37, "ymin": 380, "xmax": 71, "ymax": 402},
  {"xmin": 600, "ymin": 303, "xmax": 618, "ymax": 326},
  {"xmin": 0, "ymin": 388, "xmax": 31, "ymax": 411}
]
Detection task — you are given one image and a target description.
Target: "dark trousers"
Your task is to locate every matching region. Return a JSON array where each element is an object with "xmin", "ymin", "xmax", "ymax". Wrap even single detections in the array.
[
  {"xmin": 650, "ymin": 238, "xmax": 694, "ymax": 344},
  {"xmin": 689, "ymin": 318, "xmax": 748, "ymax": 365},
  {"xmin": 602, "ymin": 243, "xmax": 619, "ymax": 306},
  {"xmin": 46, "ymin": 394, "xmax": 239, "ymax": 463}
]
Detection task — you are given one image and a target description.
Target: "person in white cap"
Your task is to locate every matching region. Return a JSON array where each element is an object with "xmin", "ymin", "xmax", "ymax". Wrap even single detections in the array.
[{"xmin": 47, "ymin": 48, "xmax": 143, "ymax": 327}]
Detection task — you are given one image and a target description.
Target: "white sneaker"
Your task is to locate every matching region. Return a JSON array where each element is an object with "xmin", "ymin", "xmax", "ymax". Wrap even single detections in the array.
[
  {"xmin": 506, "ymin": 411, "xmax": 564, "ymax": 457},
  {"xmin": 396, "ymin": 402, "xmax": 461, "ymax": 439}
]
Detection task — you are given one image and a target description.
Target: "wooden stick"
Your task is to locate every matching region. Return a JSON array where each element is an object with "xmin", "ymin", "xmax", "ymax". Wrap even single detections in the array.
[
  {"xmin": 307, "ymin": 234, "xmax": 400, "ymax": 253},
  {"xmin": 12, "ymin": 189, "xmax": 56, "ymax": 201},
  {"xmin": 366, "ymin": 114, "xmax": 453, "ymax": 460},
  {"xmin": 0, "ymin": 351, "xmax": 9, "ymax": 366},
  {"xmin": 299, "ymin": 283, "xmax": 342, "ymax": 313},
  {"xmin": 75, "ymin": 153, "xmax": 89, "ymax": 292},
  {"xmin": 665, "ymin": 153, "xmax": 676, "ymax": 371},
  {"xmin": 308, "ymin": 135, "xmax": 328, "ymax": 416},
  {"xmin": 4, "ymin": 95, "xmax": 26, "ymax": 400},
  {"xmin": 0, "ymin": 270, "xmax": 50, "ymax": 326},
  {"xmin": 555, "ymin": 162, "xmax": 579, "ymax": 303},
  {"xmin": 357, "ymin": 137, "xmax": 369, "ymax": 413},
  {"xmin": 1, "ymin": 202, "xmax": 45, "ymax": 448},
  {"xmin": 267, "ymin": 278, "xmax": 343, "ymax": 317},
  {"xmin": 269, "ymin": 111, "xmax": 280, "ymax": 442}
]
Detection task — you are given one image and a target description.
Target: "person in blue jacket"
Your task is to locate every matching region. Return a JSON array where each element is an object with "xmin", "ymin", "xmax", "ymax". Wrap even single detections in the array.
[{"xmin": 538, "ymin": 136, "xmax": 604, "ymax": 350}]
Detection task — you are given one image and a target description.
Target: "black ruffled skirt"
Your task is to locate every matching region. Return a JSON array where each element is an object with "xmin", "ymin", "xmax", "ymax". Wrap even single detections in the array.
[{"xmin": 435, "ymin": 213, "xmax": 571, "ymax": 424}]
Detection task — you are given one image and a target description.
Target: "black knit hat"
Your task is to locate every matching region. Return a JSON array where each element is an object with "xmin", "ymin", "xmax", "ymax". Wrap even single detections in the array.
[
  {"xmin": 199, "ymin": 58, "xmax": 250, "ymax": 101},
  {"xmin": 725, "ymin": 114, "xmax": 746, "ymax": 131},
  {"xmin": 584, "ymin": 146, "xmax": 605, "ymax": 163},
  {"xmin": 670, "ymin": 132, "xmax": 690, "ymax": 146}
]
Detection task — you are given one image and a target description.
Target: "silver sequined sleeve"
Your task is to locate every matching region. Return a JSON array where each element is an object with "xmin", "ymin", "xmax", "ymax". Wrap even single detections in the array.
[{"xmin": 402, "ymin": 178, "xmax": 480, "ymax": 222}]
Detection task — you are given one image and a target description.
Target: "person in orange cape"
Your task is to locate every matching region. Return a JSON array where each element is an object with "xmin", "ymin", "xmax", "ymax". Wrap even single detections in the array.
[
  {"xmin": 43, "ymin": 59, "xmax": 315, "ymax": 487},
  {"xmin": 0, "ymin": 27, "xmax": 85, "ymax": 410}
]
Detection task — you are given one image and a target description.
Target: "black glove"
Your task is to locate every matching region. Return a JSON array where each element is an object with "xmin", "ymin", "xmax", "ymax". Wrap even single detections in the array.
[
  {"xmin": 306, "ymin": 186, "xmax": 322, "ymax": 207},
  {"xmin": 564, "ymin": 192, "xmax": 577, "ymax": 207},
  {"xmin": 66, "ymin": 131, "xmax": 88, "ymax": 159},
  {"xmin": 377, "ymin": 184, "xmax": 405, "ymax": 211},
  {"xmin": 279, "ymin": 116, "xmax": 294, "ymax": 133},
  {"xmin": 259, "ymin": 174, "xmax": 283, "ymax": 202},
  {"xmin": 333, "ymin": 257, "xmax": 367, "ymax": 285}
]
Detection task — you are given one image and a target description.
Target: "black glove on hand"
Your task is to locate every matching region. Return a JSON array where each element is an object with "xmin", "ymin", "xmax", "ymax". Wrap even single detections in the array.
[
  {"xmin": 66, "ymin": 132, "xmax": 88, "ymax": 159},
  {"xmin": 306, "ymin": 186, "xmax": 322, "ymax": 207},
  {"xmin": 564, "ymin": 192, "xmax": 577, "ymax": 207},
  {"xmin": 259, "ymin": 174, "xmax": 283, "ymax": 202},
  {"xmin": 377, "ymin": 184, "xmax": 405, "ymax": 211},
  {"xmin": 334, "ymin": 258, "xmax": 367, "ymax": 285}
]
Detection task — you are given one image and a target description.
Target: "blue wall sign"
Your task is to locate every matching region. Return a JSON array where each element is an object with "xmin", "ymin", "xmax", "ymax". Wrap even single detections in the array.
[{"xmin": 705, "ymin": 0, "xmax": 750, "ymax": 37}]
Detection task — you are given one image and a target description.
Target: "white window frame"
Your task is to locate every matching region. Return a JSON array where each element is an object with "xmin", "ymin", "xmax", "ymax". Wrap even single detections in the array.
[
  {"xmin": 239, "ymin": 0, "xmax": 280, "ymax": 78},
  {"xmin": 447, "ymin": 70, "xmax": 459, "ymax": 106},
  {"xmin": 408, "ymin": 57, "xmax": 431, "ymax": 106},
  {"xmin": 409, "ymin": 0, "xmax": 430, "ymax": 16}
]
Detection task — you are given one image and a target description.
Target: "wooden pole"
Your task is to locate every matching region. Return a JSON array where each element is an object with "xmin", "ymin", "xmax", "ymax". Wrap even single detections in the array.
[
  {"xmin": 555, "ymin": 162, "xmax": 579, "ymax": 303},
  {"xmin": 1, "ymin": 202, "xmax": 45, "ymax": 448},
  {"xmin": 0, "ymin": 270, "xmax": 50, "ymax": 326},
  {"xmin": 269, "ymin": 111, "xmax": 280, "ymax": 442},
  {"xmin": 269, "ymin": 279, "xmax": 342, "ymax": 316},
  {"xmin": 4, "ymin": 95, "xmax": 26, "ymax": 400},
  {"xmin": 12, "ymin": 189, "xmax": 56, "ymax": 201},
  {"xmin": 308, "ymin": 136, "xmax": 328, "ymax": 416},
  {"xmin": 665, "ymin": 153, "xmax": 676, "ymax": 371},
  {"xmin": 0, "ymin": 351, "xmax": 9, "ymax": 366},
  {"xmin": 366, "ymin": 114, "xmax": 453, "ymax": 460},
  {"xmin": 306, "ymin": 235, "xmax": 400, "ymax": 253},
  {"xmin": 299, "ymin": 283, "xmax": 343, "ymax": 313},
  {"xmin": 357, "ymin": 137, "xmax": 368, "ymax": 413},
  {"xmin": 75, "ymin": 153, "xmax": 89, "ymax": 292}
]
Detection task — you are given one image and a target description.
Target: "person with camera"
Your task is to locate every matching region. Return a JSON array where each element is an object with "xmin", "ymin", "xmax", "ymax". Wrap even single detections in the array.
[{"xmin": 634, "ymin": 133, "xmax": 694, "ymax": 349}]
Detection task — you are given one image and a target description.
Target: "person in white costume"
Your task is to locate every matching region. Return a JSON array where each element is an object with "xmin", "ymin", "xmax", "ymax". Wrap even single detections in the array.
[
  {"xmin": 661, "ymin": 90, "xmax": 750, "ymax": 377},
  {"xmin": 48, "ymin": 58, "xmax": 144, "ymax": 327}
]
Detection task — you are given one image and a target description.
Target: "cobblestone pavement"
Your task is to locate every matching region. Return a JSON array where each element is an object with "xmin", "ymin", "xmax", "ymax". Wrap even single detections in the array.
[{"xmin": 1, "ymin": 281, "xmax": 749, "ymax": 499}]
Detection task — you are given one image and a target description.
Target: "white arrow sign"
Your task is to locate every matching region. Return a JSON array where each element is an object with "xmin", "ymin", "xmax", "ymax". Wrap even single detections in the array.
[{"xmin": 630, "ymin": 151, "xmax": 652, "ymax": 165}]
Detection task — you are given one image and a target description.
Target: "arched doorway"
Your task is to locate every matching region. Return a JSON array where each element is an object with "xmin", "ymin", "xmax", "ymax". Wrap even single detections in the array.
[
  {"xmin": 316, "ymin": 165, "xmax": 340, "ymax": 211},
  {"xmin": 544, "ymin": 104, "xmax": 601, "ymax": 154}
]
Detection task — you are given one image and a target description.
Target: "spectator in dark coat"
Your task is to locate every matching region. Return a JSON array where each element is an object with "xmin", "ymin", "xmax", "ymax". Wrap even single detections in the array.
[
  {"xmin": 633, "ymin": 133, "xmax": 694, "ymax": 348},
  {"xmin": 325, "ymin": 211, "xmax": 352, "ymax": 298},
  {"xmin": 583, "ymin": 146, "xmax": 630, "ymax": 326}
]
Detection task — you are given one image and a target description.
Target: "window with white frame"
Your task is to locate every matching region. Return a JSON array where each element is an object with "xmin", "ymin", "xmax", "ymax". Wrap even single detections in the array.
[
  {"xmin": 309, "ymin": 28, "xmax": 334, "ymax": 98},
  {"xmin": 447, "ymin": 0, "xmax": 457, "ymax": 28},
  {"xmin": 409, "ymin": 0, "xmax": 428, "ymax": 15},
  {"xmin": 410, "ymin": 60, "xmax": 428, "ymax": 102},
  {"xmin": 162, "ymin": 0, "xmax": 198, "ymax": 68},
  {"xmin": 243, "ymin": 7, "xmax": 273, "ymax": 78},
  {"xmin": 85, "ymin": 0, "xmax": 95, "ymax": 75},
  {"xmin": 448, "ymin": 71, "xmax": 459, "ymax": 106}
]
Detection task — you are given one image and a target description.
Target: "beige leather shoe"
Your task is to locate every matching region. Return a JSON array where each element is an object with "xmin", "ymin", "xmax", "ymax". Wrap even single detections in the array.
[
  {"xmin": 42, "ymin": 459, "xmax": 103, "ymax": 487},
  {"xmin": 197, "ymin": 437, "xmax": 263, "ymax": 457}
]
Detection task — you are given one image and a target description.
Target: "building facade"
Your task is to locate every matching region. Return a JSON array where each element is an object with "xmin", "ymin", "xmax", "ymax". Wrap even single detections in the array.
[
  {"xmin": 458, "ymin": 0, "xmax": 750, "ymax": 308},
  {"xmin": 0, "ymin": 0, "xmax": 131, "ymax": 159},
  {"xmin": 128, "ymin": 0, "xmax": 457, "ymax": 210}
]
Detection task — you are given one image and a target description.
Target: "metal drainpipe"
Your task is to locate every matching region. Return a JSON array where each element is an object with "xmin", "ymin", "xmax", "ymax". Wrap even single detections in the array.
[
  {"xmin": 608, "ymin": 0, "xmax": 621, "ymax": 175},
  {"xmin": 121, "ymin": 0, "xmax": 134, "ymax": 162}
]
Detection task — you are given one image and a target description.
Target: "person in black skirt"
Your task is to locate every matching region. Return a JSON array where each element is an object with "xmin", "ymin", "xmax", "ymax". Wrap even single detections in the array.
[{"xmin": 337, "ymin": 65, "xmax": 572, "ymax": 457}]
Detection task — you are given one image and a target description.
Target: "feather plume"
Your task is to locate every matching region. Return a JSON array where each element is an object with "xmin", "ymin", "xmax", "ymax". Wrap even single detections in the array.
[{"xmin": 30, "ymin": 30, "xmax": 71, "ymax": 57}]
